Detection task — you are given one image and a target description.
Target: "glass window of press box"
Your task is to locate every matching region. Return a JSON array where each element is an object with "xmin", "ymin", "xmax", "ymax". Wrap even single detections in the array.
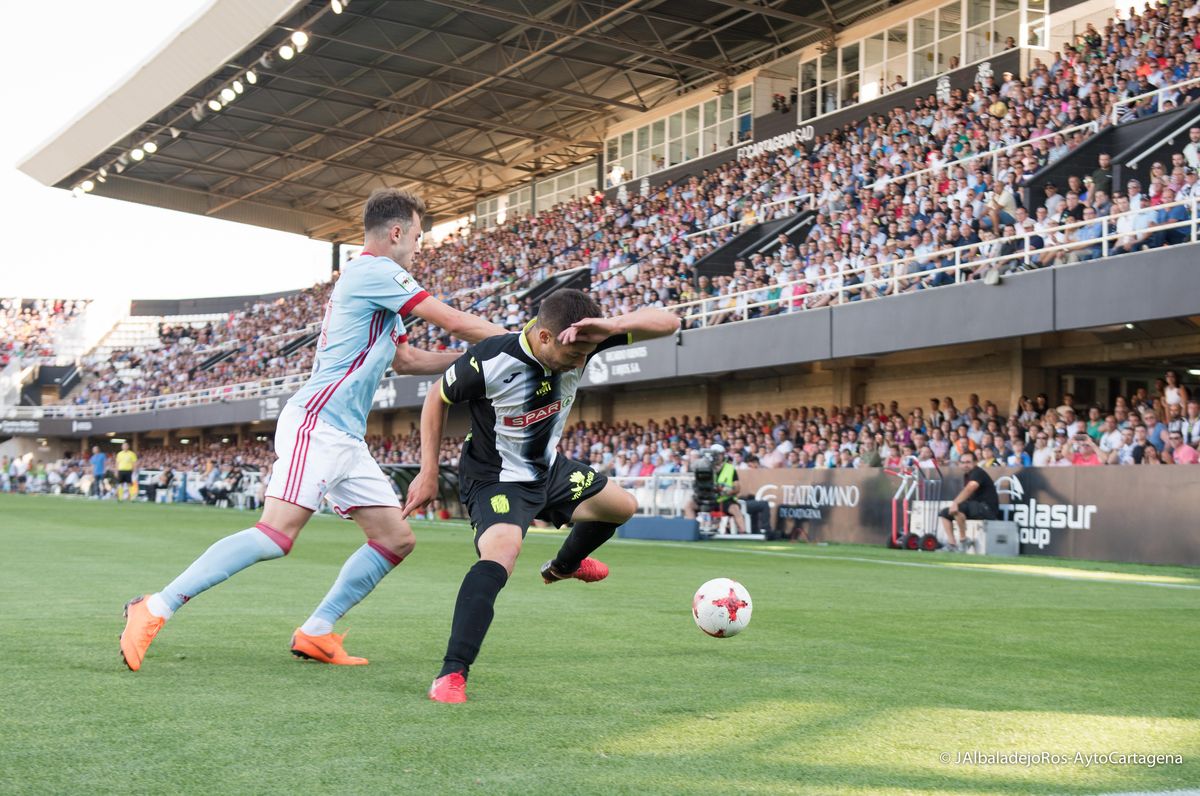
[
  {"xmin": 474, "ymin": 163, "xmax": 596, "ymax": 230},
  {"xmin": 796, "ymin": 0, "xmax": 1045, "ymax": 122},
  {"xmin": 604, "ymin": 85, "xmax": 753, "ymax": 186}
]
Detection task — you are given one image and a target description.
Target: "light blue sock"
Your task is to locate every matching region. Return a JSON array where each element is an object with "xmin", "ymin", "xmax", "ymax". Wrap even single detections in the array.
[
  {"xmin": 152, "ymin": 524, "xmax": 291, "ymax": 616},
  {"xmin": 299, "ymin": 543, "xmax": 401, "ymax": 635}
]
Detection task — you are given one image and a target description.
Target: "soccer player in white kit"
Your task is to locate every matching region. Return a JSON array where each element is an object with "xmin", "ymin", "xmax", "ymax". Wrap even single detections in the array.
[{"xmin": 119, "ymin": 188, "xmax": 504, "ymax": 671}]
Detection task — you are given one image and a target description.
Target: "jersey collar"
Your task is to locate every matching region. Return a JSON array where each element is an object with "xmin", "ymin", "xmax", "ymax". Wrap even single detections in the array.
[{"xmin": 519, "ymin": 318, "xmax": 550, "ymax": 376}]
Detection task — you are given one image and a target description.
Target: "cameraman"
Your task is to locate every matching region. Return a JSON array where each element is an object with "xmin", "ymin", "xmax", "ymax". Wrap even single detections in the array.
[{"xmin": 684, "ymin": 444, "xmax": 746, "ymax": 534}]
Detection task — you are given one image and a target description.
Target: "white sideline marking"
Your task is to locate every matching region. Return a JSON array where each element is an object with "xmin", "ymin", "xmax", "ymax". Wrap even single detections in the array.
[
  {"xmin": 421, "ymin": 520, "xmax": 1200, "ymax": 591},
  {"xmin": 606, "ymin": 539, "xmax": 1200, "ymax": 591}
]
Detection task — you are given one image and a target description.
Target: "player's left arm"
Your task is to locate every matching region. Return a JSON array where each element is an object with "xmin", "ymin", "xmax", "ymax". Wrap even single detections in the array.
[{"xmin": 557, "ymin": 308, "xmax": 681, "ymax": 346}]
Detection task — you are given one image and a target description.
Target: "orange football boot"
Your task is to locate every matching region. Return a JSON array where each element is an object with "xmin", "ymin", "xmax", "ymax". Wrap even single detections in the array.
[
  {"xmin": 120, "ymin": 596, "xmax": 165, "ymax": 672},
  {"xmin": 290, "ymin": 629, "xmax": 368, "ymax": 665}
]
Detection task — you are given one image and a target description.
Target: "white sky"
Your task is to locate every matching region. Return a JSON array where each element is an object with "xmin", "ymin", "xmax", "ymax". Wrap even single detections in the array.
[{"xmin": 0, "ymin": 1, "xmax": 331, "ymax": 301}]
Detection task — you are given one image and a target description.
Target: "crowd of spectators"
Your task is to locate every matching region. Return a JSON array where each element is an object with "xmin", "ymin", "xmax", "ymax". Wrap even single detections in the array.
[
  {"xmin": 394, "ymin": 0, "xmax": 1200, "ymax": 336},
  {"xmin": 54, "ymin": 0, "xmax": 1200, "ymax": 409},
  {"xmin": 73, "ymin": 284, "xmax": 331, "ymax": 406},
  {"xmin": 9, "ymin": 374, "xmax": 1194, "ymax": 508},
  {"xmin": 0, "ymin": 298, "xmax": 88, "ymax": 366},
  {"xmin": 559, "ymin": 375, "xmax": 1200, "ymax": 473}
]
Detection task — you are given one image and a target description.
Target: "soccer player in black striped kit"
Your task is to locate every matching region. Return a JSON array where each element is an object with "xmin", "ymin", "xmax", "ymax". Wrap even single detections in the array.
[{"xmin": 403, "ymin": 289, "xmax": 680, "ymax": 702}]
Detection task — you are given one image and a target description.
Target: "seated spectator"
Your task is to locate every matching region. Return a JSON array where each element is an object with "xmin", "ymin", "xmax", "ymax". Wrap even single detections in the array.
[
  {"xmin": 1069, "ymin": 434, "xmax": 1104, "ymax": 466},
  {"xmin": 1167, "ymin": 431, "xmax": 1199, "ymax": 464}
]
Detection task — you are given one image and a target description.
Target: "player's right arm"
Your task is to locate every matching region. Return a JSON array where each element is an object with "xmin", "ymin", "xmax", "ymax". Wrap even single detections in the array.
[
  {"xmin": 364, "ymin": 262, "xmax": 505, "ymax": 345},
  {"xmin": 411, "ymin": 296, "xmax": 506, "ymax": 344},
  {"xmin": 401, "ymin": 349, "xmax": 487, "ymax": 519}
]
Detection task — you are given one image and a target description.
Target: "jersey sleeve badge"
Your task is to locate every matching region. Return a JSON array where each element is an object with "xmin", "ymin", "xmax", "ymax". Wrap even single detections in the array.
[{"xmin": 394, "ymin": 270, "xmax": 421, "ymax": 293}]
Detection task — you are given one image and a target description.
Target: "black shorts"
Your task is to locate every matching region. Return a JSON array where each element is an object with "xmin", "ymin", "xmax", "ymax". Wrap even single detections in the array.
[
  {"xmin": 117, "ymin": 471, "xmax": 134, "ymax": 485},
  {"xmin": 939, "ymin": 500, "xmax": 998, "ymax": 521},
  {"xmin": 462, "ymin": 456, "xmax": 608, "ymax": 545}
]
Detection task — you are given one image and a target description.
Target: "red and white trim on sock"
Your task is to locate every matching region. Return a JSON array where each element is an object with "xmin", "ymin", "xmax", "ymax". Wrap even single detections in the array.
[
  {"xmin": 256, "ymin": 521, "xmax": 293, "ymax": 555},
  {"xmin": 368, "ymin": 540, "xmax": 404, "ymax": 567}
]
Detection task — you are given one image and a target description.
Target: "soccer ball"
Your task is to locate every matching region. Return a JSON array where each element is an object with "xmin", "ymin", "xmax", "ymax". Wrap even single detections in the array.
[{"xmin": 692, "ymin": 578, "xmax": 752, "ymax": 637}]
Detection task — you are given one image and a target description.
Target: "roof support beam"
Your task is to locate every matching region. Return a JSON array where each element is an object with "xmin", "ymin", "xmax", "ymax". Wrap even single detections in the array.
[
  {"xmin": 424, "ymin": 0, "xmax": 731, "ymax": 75},
  {"xmin": 174, "ymin": 130, "xmax": 478, "ymax": 193},
  {"xmin": 260, "ymin": 72, "xmax": 577, "ymax": 143},
  {"xmin": 305, "ymin": 32, "xmax": 648, "ymax": 113},
  {"xmin": 202, "ymin": 0, "xmax": 646, "ymax": 218},
  {"xmin": 182, "ymin": 101, "xmax": 508, "ymax": 168},
  {"xmin": 704, "ymin": 0, "xmax": 836, "ymax": 31}
]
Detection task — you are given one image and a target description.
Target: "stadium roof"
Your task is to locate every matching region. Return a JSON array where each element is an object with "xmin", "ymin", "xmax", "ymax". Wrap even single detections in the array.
[{"xmin": 20, "ymin": 0, "xmax": 889, "ymax": 242}]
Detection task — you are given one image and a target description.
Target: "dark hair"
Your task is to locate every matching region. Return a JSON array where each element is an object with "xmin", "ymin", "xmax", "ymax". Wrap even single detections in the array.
[
  {"xmin": 537, "ymin": 289, "xmax": 602, "ymax": 335},
  {"xmin": 363, "ymin": 188, "xmax": 426, "ymax": 234}
]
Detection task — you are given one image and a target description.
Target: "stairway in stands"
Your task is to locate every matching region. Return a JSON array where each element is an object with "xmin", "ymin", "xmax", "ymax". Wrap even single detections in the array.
[{"xmin": 693, "ymin": 209, "xmax": 817, "ymax": 281}]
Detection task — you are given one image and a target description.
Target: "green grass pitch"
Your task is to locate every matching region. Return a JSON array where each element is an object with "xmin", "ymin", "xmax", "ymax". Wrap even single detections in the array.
[{"xmin": 0, "ymin": 494, "xmax": 1197, "ymax": 795}]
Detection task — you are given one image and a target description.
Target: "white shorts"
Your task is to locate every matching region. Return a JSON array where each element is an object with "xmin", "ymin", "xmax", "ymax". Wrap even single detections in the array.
[{"xmin": 265, "ymin": 404, "xmax": 400, "ymax": 517}]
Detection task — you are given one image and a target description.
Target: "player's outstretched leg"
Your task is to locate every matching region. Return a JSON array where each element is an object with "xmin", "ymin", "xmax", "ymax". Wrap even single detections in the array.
[
  {"xmin": 119, "ymin": 499, "xmax": 309, "ymax": 671},
  {"xmin": 429, "ymin": 523, "xmax": 521, "ymax": 703},
  {"xmin": 292, "ymin": 508, "xmax": 414, "ymax": 665},
  {"xmin": 541, "ymin": 481, "xmax": 637, "ymax": 584}
]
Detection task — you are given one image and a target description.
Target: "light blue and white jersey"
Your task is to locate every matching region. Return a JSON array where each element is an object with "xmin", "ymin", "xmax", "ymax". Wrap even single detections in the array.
[{"xmin": 286, "ymin": 253, "xmax": 429, "ymax": 439}]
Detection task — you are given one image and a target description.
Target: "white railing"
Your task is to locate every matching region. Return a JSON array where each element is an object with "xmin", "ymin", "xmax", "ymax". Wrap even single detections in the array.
[
  {"xmin": 593, "ymin": 191, "xmax": 815, "ymax": 293},
  {"xmin": 672, "ymin": 195, "xmax": 1200, "ymax": 328},
  {"xmin": 867, "ymin": 119, "xmax": 1102, "ymax": 193},
  {"xmin": 689, "ymin": 192, "xmax": 815, "ymax": 239},
  {"xmin": 3, "ymin": 372, "xmax": 309, "ymax": 420},
  {"xmin": 1111, "ymin": 75, "xmax": 1200, "ymax": 124},
  {"xmin": 181, "ymin": 321, "xmax": 321, "ymax": 356}
]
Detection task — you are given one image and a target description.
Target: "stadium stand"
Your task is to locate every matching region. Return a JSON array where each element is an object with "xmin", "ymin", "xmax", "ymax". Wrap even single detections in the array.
[
  {"xmin": 0, "ymin": 298, "xmax": 90, "ymax": 366},
  {"xmin": 26, "ymin": 0, "xmax": 1200, "ymax": 417},
  {"xmin": 8, "ymin": 374, "xmax": 1195, "ymax": 504}
]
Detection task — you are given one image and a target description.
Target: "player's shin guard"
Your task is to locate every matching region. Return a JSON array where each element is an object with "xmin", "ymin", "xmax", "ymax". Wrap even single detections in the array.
[
  {"xmin": 151, "ymin": 523, "xmax": 292, "ymax": 617},
  {"xmin": 300, "ymin": 542, "xmax": 402, "ymax": 635},
  {"xmin": 439, "ymin": 560, "xmax": 508, "ymax": 679},
  {"xmin": 551, "ymin": 521, "xmax": 618, "ymax": 573}
]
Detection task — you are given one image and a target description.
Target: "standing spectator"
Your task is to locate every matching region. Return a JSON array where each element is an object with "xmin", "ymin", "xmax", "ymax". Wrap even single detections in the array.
[
  {"xmin": 115, "ymin": 442, "xmax": 138, "ymax": 502},
  {"xmin": 89, "ymin": 446, "xmax": 107, "ymax": 498},
  {"xmin": 1162, "ymin": 369, "xmax": 1190, "ymax": 409},
  {"xmin": 1090, "ymin": 153, "xmax": 1113, "ymax": 196},
  {"xmin": 1183, "ymin": 127, "xmax": 1200, "ymax": 170}
]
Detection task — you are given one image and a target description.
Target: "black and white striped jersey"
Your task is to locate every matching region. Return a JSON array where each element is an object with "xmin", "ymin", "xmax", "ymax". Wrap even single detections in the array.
[{"xmin": 439, "ymin": 328, "xmax": 631, "ymax": 483}]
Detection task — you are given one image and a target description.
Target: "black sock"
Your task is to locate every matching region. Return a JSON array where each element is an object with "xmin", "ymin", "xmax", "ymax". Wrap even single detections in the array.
[
  {"xmin": 552, "ymin": 521, "xmax": 618, "ymax": 573},
  {"xmin": 439, "ymin": 560, "xmax": 508, "ymax": 679}
]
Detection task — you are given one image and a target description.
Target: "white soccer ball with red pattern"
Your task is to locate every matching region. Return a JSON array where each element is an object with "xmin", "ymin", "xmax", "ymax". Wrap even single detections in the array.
[{"xmin": 692, "ymin": 578, "xmax": 752, "ymax": 637}]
